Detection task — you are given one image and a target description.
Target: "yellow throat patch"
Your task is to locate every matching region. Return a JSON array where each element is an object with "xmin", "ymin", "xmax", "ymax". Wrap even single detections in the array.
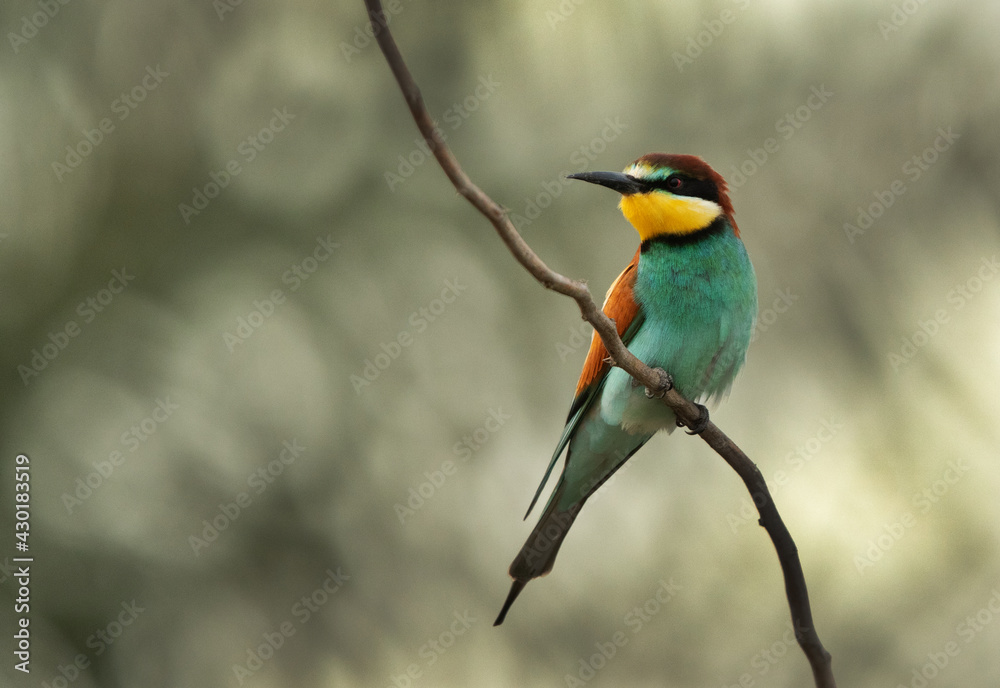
[{"xmin": 619, "ymin": 192, "xmax": 722, "ymax": 243}]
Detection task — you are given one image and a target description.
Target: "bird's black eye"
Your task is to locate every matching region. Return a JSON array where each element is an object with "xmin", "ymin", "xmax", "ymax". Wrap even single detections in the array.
[{"xmin": 666, "ymin": 175, "xmax": 683, "ymax": 190}]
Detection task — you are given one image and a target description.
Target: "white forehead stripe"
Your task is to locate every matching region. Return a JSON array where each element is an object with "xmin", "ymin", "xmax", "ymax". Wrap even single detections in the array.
[{"xmin": 624, "ymin": 162, "xmax": 655, "ymax": 178}]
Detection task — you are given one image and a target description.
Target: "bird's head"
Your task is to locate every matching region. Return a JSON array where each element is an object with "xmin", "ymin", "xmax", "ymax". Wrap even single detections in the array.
[{"xmin": 568, "ymin": 153, "xmax": 737, "ymax": 242}]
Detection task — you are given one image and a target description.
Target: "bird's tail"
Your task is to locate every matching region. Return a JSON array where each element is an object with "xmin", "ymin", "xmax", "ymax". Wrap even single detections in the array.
[{"xmin": 494, "ymin": 480, "xmax": 582, "ymax": 625}]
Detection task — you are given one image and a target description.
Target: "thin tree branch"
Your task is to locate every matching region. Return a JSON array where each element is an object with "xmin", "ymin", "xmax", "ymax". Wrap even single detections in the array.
[{"xmin": 362, "ymin": 2, "xmax": 835, "ymax": 686}]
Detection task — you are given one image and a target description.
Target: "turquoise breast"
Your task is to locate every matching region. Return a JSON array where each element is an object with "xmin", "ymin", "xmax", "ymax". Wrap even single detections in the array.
[{"xmin": 599, "ymin": 223, "xmax": 757, "ymax": 433}]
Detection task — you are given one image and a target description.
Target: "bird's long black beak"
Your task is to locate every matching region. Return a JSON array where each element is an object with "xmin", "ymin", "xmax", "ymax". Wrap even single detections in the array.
[{"xmin": 567, "ymin": 171, "xmax": 646, "ymax": 195}]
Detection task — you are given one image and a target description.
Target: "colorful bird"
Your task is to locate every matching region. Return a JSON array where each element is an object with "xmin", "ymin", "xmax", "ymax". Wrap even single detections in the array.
[{"xmin": 494, "ymin": 153, "xmax": 757, "ymax": 625}]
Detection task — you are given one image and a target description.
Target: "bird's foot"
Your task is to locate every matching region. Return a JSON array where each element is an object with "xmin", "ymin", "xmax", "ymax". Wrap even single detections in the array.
[
  {"xmin": 680, "ymin": 403, "xmax": 710, "ymax": 435},
  {"xmin": 644, "ymin": 369, "xmax": 674, "ymax": 398}
]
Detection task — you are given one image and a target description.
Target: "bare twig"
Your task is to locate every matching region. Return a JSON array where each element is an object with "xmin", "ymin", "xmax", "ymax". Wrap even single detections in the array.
[{"xmin": 362, "ymin": 2, "xmax": 835, "ymax": 686}]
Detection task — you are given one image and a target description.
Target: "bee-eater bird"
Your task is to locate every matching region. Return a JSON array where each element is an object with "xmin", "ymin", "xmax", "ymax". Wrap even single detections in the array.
[{"xmin": 494, "ymin": 153, "xmax": 757, "ymax": 626}]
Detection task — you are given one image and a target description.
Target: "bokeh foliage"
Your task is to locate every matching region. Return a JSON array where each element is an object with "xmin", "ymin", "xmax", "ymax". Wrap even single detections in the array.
[{"xmin": 2, "ymin": 0, "xmax": 1000, "ymax": 686}]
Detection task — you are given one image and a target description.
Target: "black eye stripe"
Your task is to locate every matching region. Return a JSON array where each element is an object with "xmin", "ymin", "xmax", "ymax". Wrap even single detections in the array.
[{"xmin": 647, "ymin": 174, "xmax": 719, "ymax": 203}]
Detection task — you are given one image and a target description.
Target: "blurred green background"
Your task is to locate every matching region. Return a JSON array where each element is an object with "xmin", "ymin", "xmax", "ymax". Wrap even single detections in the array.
[{"xmin": 2, "ymin": 0, "xmax": 1000, "ymax": 686}]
